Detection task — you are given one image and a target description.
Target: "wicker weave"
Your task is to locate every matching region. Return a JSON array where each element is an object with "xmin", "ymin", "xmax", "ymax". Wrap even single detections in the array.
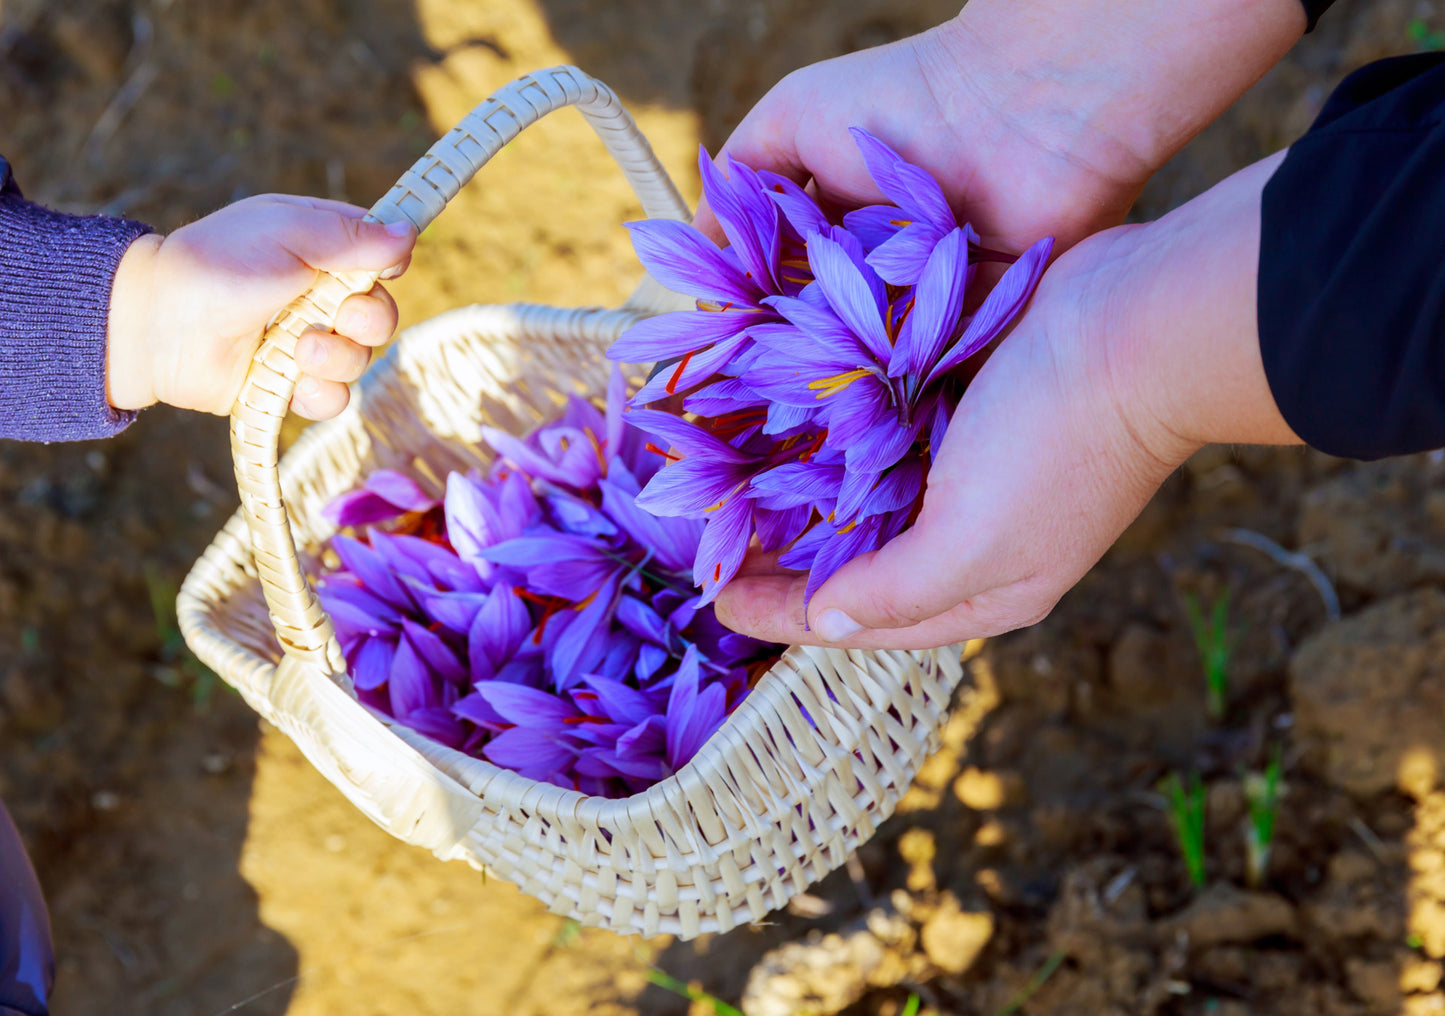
[{"xmin": 179, "ymin": 66, "xmax": 966, "ymax": 939}]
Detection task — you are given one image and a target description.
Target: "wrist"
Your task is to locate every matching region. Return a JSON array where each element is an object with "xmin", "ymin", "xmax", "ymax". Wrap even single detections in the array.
[
  {"xmin": 105, "ymin": 232, "xmax": 164, "ymax": 411},
  {"xmin": 938, "ymin": 0, "xmax": 1305, "ymax": 180},
  {"xmin": 1101, "ymin": 153, "xmax": 1302, "ymax": 452}
]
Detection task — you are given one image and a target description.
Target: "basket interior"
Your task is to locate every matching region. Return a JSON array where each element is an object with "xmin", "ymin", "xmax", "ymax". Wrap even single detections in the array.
[{"xmin": 186, "ymin": 303, "xmax": 965, "ymax": 936}]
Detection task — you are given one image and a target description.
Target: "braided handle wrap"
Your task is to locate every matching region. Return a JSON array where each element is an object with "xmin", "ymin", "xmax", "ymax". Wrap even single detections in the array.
[{"xmin": 230, "ymin": 66, "xmax": 690, "ymax": 674}]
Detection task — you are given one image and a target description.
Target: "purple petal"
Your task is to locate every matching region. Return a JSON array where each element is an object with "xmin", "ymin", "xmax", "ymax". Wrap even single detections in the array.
[
  {"xmin": 401, "ymin": 619, "xmax": 466, "ymax": 686},
  {"xmin": 694, "ymin": 495, "xmax": 753, "ymax": 606},
  {"xmin": 600, "ymin": 466, "xmax": 704, "ymax": 573},
  {"xmin": 628, "ymin": 330, "xmax": 752, "ymax": 404},
  {"xmin": 401, "ymin": 705, "xmax": 468, "ymax": 749},
  {"xmin": 762, "ymin": 172, "xmax": 831, "ymax": 240},
  {"xmin": 616, "ymin": 713, "xmax": 668, "ymax": 758},
  {"xmin": 444, "ymin": 473, "xmax": 507, "ymax": 568},
  {"xmin": 483, "ymin": 726, "xmax": 578, "ymax": 779},
  {"xmin": 365, "ymin": 470, "xmax": 436, "ymax": 512},
  {"xmin": 549, "ymin": 578, "xmax": 620, "ymax": 686},
  {"xmin": 580, "ymin": 674, "xmax": 658, "ymax": 726},
  {"xmin": 625, "ymin": 410, "xmax": 752, "ymax": 462},
  {"xmin": 471, "ymin": 681, "xmax": 579, "ymax": 727},
  {"xmin": 388, "ymin": 636, "xmax": 435, "ymax": 716},
  {"xmin": 700, "ymin": 152, "xmax": 781, "ymax": 290},
  {"xmin": 842, "ymin": 205, "xmax": 905, "ymax": 251},
  {"xmin": 634, "ymin": 458, "xmax": 750, "ymax": 517},
  {"xmin": 331, "ymin": 535, "xmax": 416, "ymax": 612},
  {"xmin": 349, "ymin": 636, "xmax": 396, "ymax": 692},
  {"xmin": 890, "ymin": 227, "xmax": 972, "ymax": 378},
  {"xmin": 750, "ymin": 461, "xmax": 844, "ymax": 510},
  {"xmin": 468, "ymin": 586, "xmax": 532, "ymax": 677},
  {"xmin": 626, "ymin": 219, "xmax": 763, "ymax": 306},
  {"xmin": 754, "ymin": 504, "xmax": 817, "ymax": 551},
  {"xmin": 324, "ymin": 490, "xmax": 406, "ymax": 530},
  {"xmin": 849, "ymin": 128, "xmax": 954, "ymax": 230},
  {"xmin": 868, "ymin": 222, "xmax": 946, "ymax": 287},
  {"xmin": 807, "ymin": 231, "xmax": 891, "ymax": 363},
  {"xmin": 925, "ymin": 236, "xmax": 1054, "ymax": 386},
  {"xmin": 452, "ymin": 690, "xmax": 508, "ymax": 729}
]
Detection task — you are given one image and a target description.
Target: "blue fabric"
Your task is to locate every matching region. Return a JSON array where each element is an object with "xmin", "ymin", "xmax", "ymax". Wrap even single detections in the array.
[
  {"xmin": 0, "ymin": 154, "xmax": 150, "ymax": 444},
  {"xmin": 0, "ymin": 801, "xmax": 51, "ymax": 1016}
]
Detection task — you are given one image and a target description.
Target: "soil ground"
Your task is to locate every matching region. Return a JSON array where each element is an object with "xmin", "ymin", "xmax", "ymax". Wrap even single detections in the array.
[{"xmin": 3, "ymin": 1, "xmax": 1445, "ymax": 1014}]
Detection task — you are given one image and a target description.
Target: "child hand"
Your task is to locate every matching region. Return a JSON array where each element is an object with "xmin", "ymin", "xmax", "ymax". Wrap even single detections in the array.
[
  {"xmin": 105, "ymin": 195, "xmax": 417, "ymax": 421},
  {"xmin": 715, "ymin": 153, "xmax": 1300, "ymax": 649}
]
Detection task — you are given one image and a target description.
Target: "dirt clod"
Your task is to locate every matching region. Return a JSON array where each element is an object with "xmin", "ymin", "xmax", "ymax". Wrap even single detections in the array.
[
  {"xmin": 919, "ymin": 894, "xmax": 993, "ymax": 975},
  {"xmin": 1162, "ymin": 883, "xmax": 1298, "ymax": 948},
  {"xmin": 1292, "ymin": 589, "xmax": 1445, "ymax": 797}
]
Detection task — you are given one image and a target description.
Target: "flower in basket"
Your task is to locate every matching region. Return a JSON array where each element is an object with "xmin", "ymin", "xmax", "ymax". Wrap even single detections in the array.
[
  {"xmin": 607, "ymin": 129, "xmax": 1054, "ymax": 609},
  {"xmin": 316, "ymin": 367, "xmax": 778, "ymax": 798}
]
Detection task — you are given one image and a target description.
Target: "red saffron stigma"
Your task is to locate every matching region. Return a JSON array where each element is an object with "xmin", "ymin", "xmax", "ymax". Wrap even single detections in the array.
[
  {"xmin": 665, "ymin": 350, "xmax": 697, "ymax": 395},
  {"xmin": 645, "ymin": 441, "xmax": 683, "ymax": 462}
]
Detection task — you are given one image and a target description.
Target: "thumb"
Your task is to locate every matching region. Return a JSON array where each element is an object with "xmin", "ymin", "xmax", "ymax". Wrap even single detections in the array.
[
  {"xmin": 266, "ymin": 198, "xmax": 418, "ymax": 276},
  {"xmin": 806, "ymin": 505, "xmax": 990, "ymax": 641}
]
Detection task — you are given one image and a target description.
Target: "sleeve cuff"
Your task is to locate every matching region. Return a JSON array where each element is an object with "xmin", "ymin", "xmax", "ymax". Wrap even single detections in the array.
[{"xmin": 0, "ymin": 165, "xmax": 154, "ymax": 444}]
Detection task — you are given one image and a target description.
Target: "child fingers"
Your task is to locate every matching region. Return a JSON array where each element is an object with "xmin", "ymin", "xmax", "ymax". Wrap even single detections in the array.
[
  {"xmin": 291, "ymin": 375, "xmax": 351, "ymax": 421},
  {"xmin": 333, "ymin": 286, "xmax": 399, "ymax": 347},
  {"xmin": 296, "ymin": 330, "xmax": 373, "ymax": 383}
]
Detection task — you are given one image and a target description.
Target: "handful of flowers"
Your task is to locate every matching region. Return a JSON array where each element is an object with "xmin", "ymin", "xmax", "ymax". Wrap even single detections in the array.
[
  {"xmin": 316, "ymin": 368, "xmax": 777, "ymax": 798},
  {"xmin": 611, "ymin": 129, "xmax": 1054, "ymax": 608}
]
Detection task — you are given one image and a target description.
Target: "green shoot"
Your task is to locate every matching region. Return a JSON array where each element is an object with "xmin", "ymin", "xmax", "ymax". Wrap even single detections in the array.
[
  {"xmin": 646, "ymin": 969, "xmax": 747, "ymax": 1016},
  {"xmin": 1408, "ymin": 18, "xmax": 1445, "ymax": 51},
  {"xmin": 901, "ymin": 994, "xmax": 922, "ymax": 1016},
  {"xmin": 1160, "ymin": 771, "xmax": 1208, "ymax": 890},
  {"xmin": 994, "ymin": 951, "xmax": 1066, "ymax": 1016},
  {"xmin": 1243, "ymin": 748, "xmax": 1284, "ymax": 889},
  {"xmin": 144, "ymin": 564, "xmax": 223, "ymax": 710},
  {"xmin": 549, "ymin": 918, "xmax": 580, "ymax": 948},
  {"xmin": 1184, "ymin": 590, "xmax": 1235, "ymax": 721}
]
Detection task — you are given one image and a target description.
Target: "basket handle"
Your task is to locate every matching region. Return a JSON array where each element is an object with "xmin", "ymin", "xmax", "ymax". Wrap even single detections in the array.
[{"xmin": 230, "ymin": 66, "xmax": 690, "ymax": 674}]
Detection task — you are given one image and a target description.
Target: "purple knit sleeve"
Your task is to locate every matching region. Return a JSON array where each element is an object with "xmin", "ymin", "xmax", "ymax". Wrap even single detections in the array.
[{"xmin": 0, "ymin": 156, "xmax": 154, "ymax": 443}]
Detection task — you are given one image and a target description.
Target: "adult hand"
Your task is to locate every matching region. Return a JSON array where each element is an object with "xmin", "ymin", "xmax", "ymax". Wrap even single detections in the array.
[
  {"xmin": 714, "ymin": 153, "xmax": 1301, "ymax": 649},
  {"xmin": 703, "ymin": 0, "xmax": 1305, "ymax": 254},
  {"xmin": 105, "ymin": 195, "xmax": 416, "ymax": 421}
]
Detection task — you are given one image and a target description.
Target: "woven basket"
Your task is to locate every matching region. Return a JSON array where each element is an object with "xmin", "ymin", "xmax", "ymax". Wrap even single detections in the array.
[{"xmin": 179, "ymin": 66, "xmax": 966, "ymax": 940}]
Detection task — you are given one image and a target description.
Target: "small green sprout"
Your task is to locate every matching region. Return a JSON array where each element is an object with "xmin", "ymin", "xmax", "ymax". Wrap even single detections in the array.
[
  {"xmin": 901, "ymin": 994, "xmax": 922, "ymax": 1016},
  {"xmin": 144, "ymin": 564, "xmax": 222, "ymax": 710},
  {"xmin": 1185, "ymin": 590, "xmax": 1235, "ymax": 721},
  {"xmin": 994, "ymin": 951, "xmax": 1066, "ymax": 1016},
  {"xmin": 1408, "ymin": 18, "xmax": 1445, "ymax": 51},
  {"xmin": 1161, "ymin": 771, "xmax": 1208, "ymax": 890},
  {"xmin": 646, "ymin": 969, "xmax": 747, "ymax": 1016},
  {"xmin": 1243, "ymin": 749, "xmax": 1284, "ymax": 888}
]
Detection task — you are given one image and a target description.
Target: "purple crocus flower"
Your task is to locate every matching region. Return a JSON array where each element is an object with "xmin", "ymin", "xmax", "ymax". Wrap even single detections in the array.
[
  {"xmin": 322, "ymin": 469, "xmax": 439, "ymax": 529},
  {"xmin": 609, "ymin": 151, "xmax": 813, "ymax": 404},
  {"xmin": 611, "ymin": 128, "xmax": 1054, "ymax": 611},
  {"xmin": 320, "ymin": 363, "xmax": 779, "ymax": 796}
]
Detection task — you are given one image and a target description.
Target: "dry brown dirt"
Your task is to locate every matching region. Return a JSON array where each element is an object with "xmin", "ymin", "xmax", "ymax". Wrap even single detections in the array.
[{"xmin": 3, "ymin": 1, "xmax": 1445, "ymax": 1014}]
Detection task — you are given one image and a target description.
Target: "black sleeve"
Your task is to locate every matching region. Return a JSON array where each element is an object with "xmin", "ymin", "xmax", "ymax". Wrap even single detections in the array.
[
  {"xmin": 1257, "ymin": 53, "xmax": 1445, "ymax": 460},
  {"xmin": 1300, "ymin": 0, "xmax": 1337, "ymax": 32}
]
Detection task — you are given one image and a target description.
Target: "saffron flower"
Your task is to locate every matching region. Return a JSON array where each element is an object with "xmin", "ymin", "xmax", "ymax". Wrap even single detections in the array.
[
  {"xmin": 609, "ymin": 128, "xmax": 1054, "ymax": 608},
  {"xmin": 317, "ymin": 367, "xmax": 777, "ymax": 797}
]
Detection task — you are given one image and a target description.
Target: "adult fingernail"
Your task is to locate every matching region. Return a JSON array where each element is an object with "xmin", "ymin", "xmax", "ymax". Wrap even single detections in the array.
[
  {"xmin": 299, "ymin": 338, "xmax": 328, "ymax": 369},
  {"xmin": 815, "ymin": 608, "xmax": 862, "ymax": 643},
  {"xmin": 379, "ymin": 261, "xmax": 405, "ymax": 281},
  {"xmin": 384, "ymin": 219, "xmax": 413, "ymax": 237},
  {"xmin": 296, "ymin": 375, "xmax": 320, "ymax": 398}
]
